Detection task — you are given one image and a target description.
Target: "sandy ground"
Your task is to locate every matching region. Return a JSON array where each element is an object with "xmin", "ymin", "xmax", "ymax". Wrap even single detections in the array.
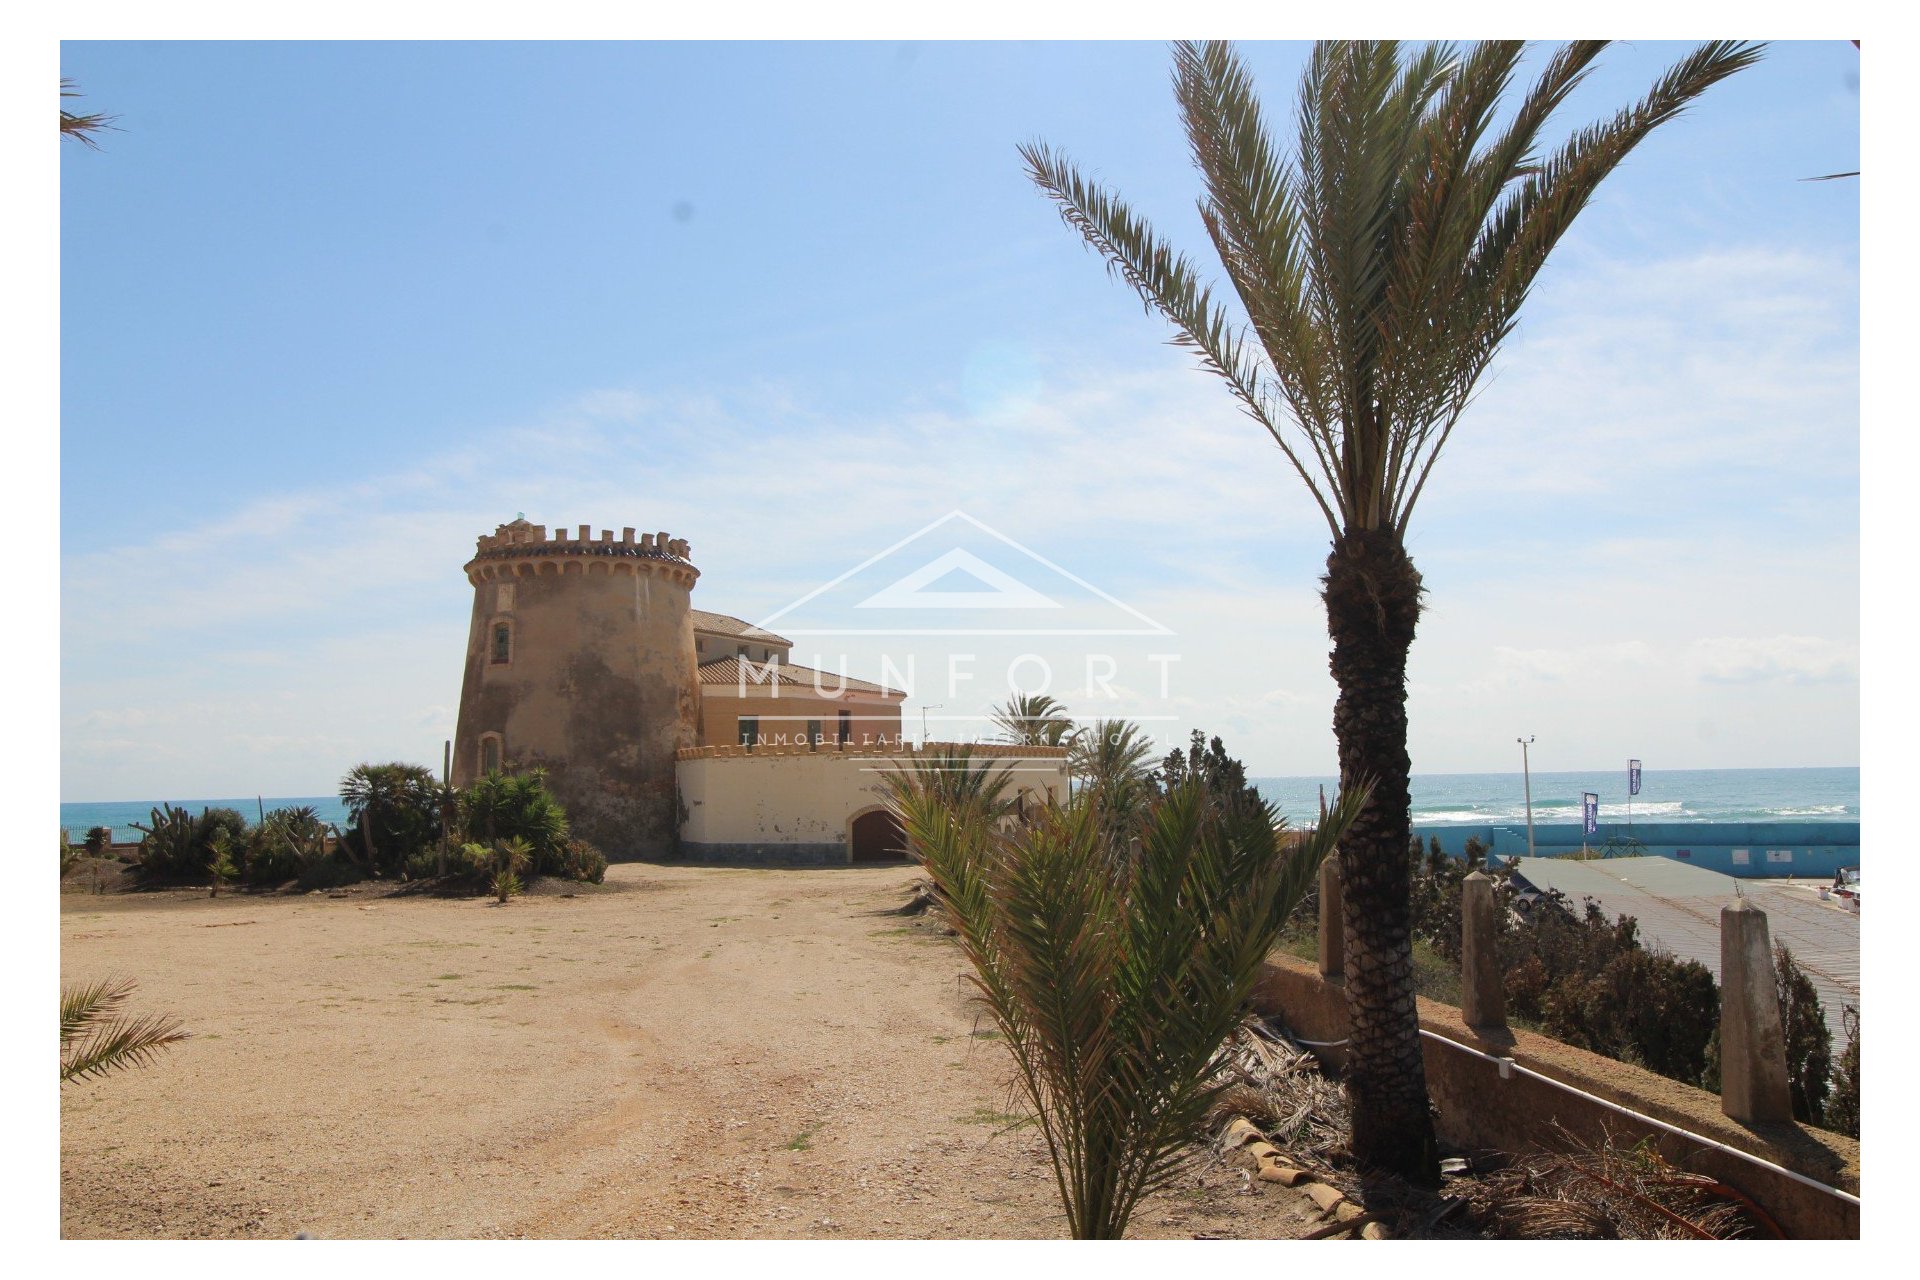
[{"xmin": 60, "ymin": 864, "xmax": 1319, "ymax": 1240}]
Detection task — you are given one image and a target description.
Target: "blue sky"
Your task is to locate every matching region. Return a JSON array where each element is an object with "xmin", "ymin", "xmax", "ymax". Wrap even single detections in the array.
[{"xmin": 57, "ymin": 39, "xmax": 1861, "ymax": 799}]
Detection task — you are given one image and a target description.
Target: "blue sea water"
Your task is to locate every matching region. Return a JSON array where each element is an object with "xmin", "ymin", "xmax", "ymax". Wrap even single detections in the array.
[
  {"xmin": 1247, "ymin": 766, "xmax": 1858, "ymax": 828},
  {"xmin": 62, "ymin": 796, "xmax": 355, "ymax": 844},
  {"xmin": 62, "ymin": 767, "xmax": 1858, "ymax": 844}
]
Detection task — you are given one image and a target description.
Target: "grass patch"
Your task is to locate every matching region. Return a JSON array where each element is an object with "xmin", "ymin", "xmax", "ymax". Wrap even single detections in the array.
[
  {"xmin": 785, "ymin": 1128, "xmax": 816, "ymax": 1151},
  {"xmin": 970, "ymin": 1028, "xmax": 1001, "ymax": 1041},
  {"xmin": 492, "ymin": 983, "xmax": 538, "ymax": 991},
  {"xmin": 955, "ymin": 1107, "xmax": 1030, "ymax": 1129},
  {"xmin": 433, "ymin": 973, "xmax": 463, "ymax": 981}
]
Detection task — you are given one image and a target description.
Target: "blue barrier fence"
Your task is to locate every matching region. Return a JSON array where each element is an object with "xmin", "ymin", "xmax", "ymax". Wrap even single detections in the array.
[{"xmin": 1411, "ymin": 821, "xmax": 1859, "ymax": 880}]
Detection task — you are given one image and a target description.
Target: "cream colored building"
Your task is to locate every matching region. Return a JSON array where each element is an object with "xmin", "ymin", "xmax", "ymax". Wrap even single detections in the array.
[{"xmin": 691, "ymin": 610, "xmax": 907, "ymax": 751}]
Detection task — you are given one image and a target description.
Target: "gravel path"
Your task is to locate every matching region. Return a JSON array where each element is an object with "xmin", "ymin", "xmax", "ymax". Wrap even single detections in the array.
[{"xmin": 61, "ymin": 864, "xmax": 1317, "ymax": 1240}]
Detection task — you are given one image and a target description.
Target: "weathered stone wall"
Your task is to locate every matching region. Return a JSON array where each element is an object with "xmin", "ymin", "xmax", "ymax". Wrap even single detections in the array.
[
  {"xmin": 453, "ymin": 524, "xmax": 700, "ymax": 860},
  {"xmin": 1251, "ymin": 952, "xmax": 1860, "ymax": 1238}
]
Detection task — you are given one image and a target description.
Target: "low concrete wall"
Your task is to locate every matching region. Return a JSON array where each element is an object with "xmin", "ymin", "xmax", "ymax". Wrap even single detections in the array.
[{"xmin": 1251, "ymin": 952, "xmax": 1860, "ymax": 1238}]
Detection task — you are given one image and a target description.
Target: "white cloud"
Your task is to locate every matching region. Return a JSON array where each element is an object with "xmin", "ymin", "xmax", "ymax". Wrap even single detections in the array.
[{"xmin": 1690, "ymin": 635, "xmax": 1857, "ymax": 685}]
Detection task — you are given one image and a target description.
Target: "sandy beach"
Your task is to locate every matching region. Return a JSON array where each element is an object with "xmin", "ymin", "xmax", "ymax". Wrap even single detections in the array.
[{"xmin": 61, "ymin": 863, "xmax": 1315, "ymax": 1240}]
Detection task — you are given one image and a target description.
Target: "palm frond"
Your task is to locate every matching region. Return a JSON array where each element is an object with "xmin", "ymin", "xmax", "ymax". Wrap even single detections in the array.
[{"xmin": 60, "ymin": 977, "xmax": 188, "ymax": 1084}]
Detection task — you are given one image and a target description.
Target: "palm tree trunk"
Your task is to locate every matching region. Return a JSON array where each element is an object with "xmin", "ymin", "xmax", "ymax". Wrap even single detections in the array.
[{"xmin": 1323, "ymin": 528, "xmax": 1438, "ymax": 1185}]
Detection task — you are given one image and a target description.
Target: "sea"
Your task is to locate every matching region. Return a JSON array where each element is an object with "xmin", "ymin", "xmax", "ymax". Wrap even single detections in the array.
[{"xmin": 62, "ymin": 766, "xmax": 1859, "ymax": 844}]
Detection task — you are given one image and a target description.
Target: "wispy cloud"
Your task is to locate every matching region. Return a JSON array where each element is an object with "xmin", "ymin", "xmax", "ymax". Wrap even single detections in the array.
[{"xmin": 62, "ymin": 243, "xmax": 1858, "ymax": 795}]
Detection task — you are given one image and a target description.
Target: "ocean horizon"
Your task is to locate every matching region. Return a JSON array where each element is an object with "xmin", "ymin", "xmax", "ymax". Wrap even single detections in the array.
[{"xmin": 61, "ymin": 765, "xmax": 1859, "ymax": 844}]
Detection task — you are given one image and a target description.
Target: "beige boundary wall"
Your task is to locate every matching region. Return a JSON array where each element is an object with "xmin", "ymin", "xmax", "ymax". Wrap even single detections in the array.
[
  {"xmin": 1251, "ymin": 951, "xmax": 1860, "ymax": 1238},
  {"xmin": 674, "ymin": 742, "xmax": 1070, "ymax": 865}
]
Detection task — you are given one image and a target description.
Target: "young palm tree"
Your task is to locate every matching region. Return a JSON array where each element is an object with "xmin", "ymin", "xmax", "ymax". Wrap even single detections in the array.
[
  {"xmin": 892, "ymin": 775, "xmax": 1363, "ymax": 1237},
  {"xmin": 1024, "ymin": 39, "xmax": 1762, "ymax": 1181},
  {"xmin": 1068, "ymin": 718, "xmax": 1158, "ymax": 854},
  {"xmin": 340, "ymin": 762, "xmax": 437, "ymax": 873},
  {"xmin": 990, "ymin": 692, "xmax": 1077, "ymax": 747},
  {"xmin": 61, "ymin": 978, "xmax": 187, "ymax": 1084}
]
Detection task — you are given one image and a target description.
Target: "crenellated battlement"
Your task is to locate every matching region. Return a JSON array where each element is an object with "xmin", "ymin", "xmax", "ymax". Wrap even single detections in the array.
[{"xmin": 464, "ymin": 519, "xmax": 699, "ymax": 585}]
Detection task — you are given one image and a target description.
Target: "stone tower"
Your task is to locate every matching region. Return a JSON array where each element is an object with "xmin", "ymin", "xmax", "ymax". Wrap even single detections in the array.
[{"xmin": 452, "ymin": 519, "xmax": 702, "ymax": 859}]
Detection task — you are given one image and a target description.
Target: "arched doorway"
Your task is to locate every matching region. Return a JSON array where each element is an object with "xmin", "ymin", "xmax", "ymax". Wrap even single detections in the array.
[{"xmin": 849, "ymin": 807, "xmax": 908, "ymax": 863}]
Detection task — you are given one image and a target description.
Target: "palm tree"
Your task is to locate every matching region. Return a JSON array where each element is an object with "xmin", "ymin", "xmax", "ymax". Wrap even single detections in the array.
[
  {"xmin": 61, "ymin": 978, "xmax": 187, "ymax": 1084},
  {"xmin": 60, "ymin": 78, "xmax": 116, "ymax": 148},
  {"xmin": 339, "ymin": 762, "xmax": 437, "ymax": 874},
  {"xmin": 892, "ymin": 774, "xmax": 1363, "ymax": 1237},
  {"xmin": 1024, "ymin": 39, "xmax": 1762, "ymax": 1181},
  {"xmin": 990, "ymin": 691, "xmax": 1077, "ymax": 747}
]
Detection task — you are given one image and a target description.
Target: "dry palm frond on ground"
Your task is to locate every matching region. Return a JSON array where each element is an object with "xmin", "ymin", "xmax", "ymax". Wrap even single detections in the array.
[
  {"xmin": 1453, "ymin": 1123, "xmax": 1779, "ymax": 1239},
  {"xmin": 1209, "ymin": 1020, "xmax": 1350, "ymax": 1168}
]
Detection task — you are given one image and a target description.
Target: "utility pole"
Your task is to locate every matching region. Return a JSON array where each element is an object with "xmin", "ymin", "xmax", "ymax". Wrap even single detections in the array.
[{"xmin": 1517, "ymin": 736, "xmax": 1536, "ymax": 859}]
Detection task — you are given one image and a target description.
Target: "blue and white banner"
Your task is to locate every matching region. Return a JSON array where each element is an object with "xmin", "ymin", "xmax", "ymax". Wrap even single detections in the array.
[
  {"xmin": 1629, "ymin": 759, "xmax": 1642, "ymax": 796},
  {"xmin": 1583, "ymin": 792, "xmax": 1599, "ymax": 836}
]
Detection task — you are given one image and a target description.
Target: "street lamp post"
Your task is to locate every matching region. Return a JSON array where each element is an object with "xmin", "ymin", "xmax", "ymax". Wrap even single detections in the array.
[
  {"xmin": 1517, "ymin": 736, "xmax": 1536, "ymax": 859},
  {"xmin": 921, "ymin": 704, "xmax": 944, "ymax": 747}
]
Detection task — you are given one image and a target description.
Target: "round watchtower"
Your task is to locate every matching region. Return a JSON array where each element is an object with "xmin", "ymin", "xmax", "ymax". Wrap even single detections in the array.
[{"xmin": 452, "ymin": 518, "xmax": 702, "ymax": 859}]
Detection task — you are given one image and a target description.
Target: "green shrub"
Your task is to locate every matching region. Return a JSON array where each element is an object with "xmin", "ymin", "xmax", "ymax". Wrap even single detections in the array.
[
  {"xmin": 1826, "ymin": 1006, "xmax": 1859, "ymax": 1139},
  {"xmin": 84, "ymin": 826, "xmax": 113, "ymax": 855},
  {"xmin": 61, "ymin": 829, "xmax": 80, "ymax": 877},
  {"xmin": 340, "ymin": 762, "xmax": 443, "ymax": 877},
  {"xmin": 491, "ymin": 868, "xmax": 523, "ymax": 903},
  {"xmin": 193, "ymin": 807, "xmax": 251, "ymax": 852},
  {"xmin": 1775, "ymin": 944, "xmax": 1833, "ymax": 1126},
  {"xmin": 245, "ymin": 806, "xmax": 329, "ymax": 884},
  {"xmin": 404, "ymin": 849, "xmax": 443, "ymax": 881},
  {"xmin": 459, "ymin": 770, "xmax": 570, "ymax": 872},
  {"xmin": 295, "ymin": 856, "xmax": 363, "ymax": 891},
  {"xmin": 559, "ymin": 838, "xmax": 608, "ymax": 884},
  {"xmin": 131, "ymin": 804, "xmax": 203, "ymax": 880}
]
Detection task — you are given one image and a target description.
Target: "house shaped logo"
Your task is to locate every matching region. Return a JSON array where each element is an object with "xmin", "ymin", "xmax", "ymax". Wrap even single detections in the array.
[{"xmin": 756, "ymin": 511, "xmax": 1171, "ymax": 638}]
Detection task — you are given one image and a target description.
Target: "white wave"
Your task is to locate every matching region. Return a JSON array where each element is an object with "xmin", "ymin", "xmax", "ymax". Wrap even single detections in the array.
[{"xmin": 1765, "ymin": 804, "xmax": 1851, "ymax": 817}]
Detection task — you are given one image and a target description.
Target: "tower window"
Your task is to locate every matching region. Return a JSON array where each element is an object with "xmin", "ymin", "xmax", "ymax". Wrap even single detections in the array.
[
  {"xmin": 491, "ymin": 622, "xmax": 512, "ymax": 664},
  {"xmin": 480, "ymin": 735, "xmax": 502, "ymax": 776}
]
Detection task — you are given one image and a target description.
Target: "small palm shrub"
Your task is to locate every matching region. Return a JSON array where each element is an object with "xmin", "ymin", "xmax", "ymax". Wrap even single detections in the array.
[
  {"xmin": 61, "ymin": 829, "xmax": 81, "ymax": 877},
  {"xmin": 559, "ymin": 838, "xmax": 608, "ymax": 884},
  {"xmin": 490, "ymin": 837, "xmax": 533, "ymax": 903},
  {"xmin": 207, "ymin": 831, "xmax": 238, "ymax": 897},
  {"xmin": 61, "ymin": 977, "xmax": 188, "ymax": 1084},
  {"xmin": 891, "ymin": 770, "xmax": 1361, "ymax": 1239},
  {"xmin": 84, "ymin": 826, "xmax": 113, "ymax": 855}
]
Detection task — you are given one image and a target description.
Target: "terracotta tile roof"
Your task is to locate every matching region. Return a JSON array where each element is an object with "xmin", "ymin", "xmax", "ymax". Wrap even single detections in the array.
[
  {"xmin": 690, "ymin": 609, "xmax": 791, "ymax": 646},
  {"xmin": 698, "ymin": 655, "xmax": 902, "ymax": 698}
]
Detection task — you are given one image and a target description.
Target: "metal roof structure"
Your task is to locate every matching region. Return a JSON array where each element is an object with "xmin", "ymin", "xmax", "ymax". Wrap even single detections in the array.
[{"xmin": 1508, "ymin": 855, "xmax": 1859, "ymax": 1044}]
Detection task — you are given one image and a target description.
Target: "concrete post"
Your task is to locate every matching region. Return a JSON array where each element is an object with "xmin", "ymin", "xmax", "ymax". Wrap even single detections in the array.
[
  {"xmin": 1318, "ymin": 857, "xmax": 1344, "ymax": 981},
  {"xmin": 1720, "ymin": 897, "xmax": 1793, "ymax": 1124},
  {"xmin": 1461, "ymin": 871, "xmax": 1505, "ymax": 1028}
]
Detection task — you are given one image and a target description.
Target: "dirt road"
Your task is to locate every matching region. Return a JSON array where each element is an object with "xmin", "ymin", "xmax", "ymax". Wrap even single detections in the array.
[{"xmin": 60, "ymin": 864, "xmax": 1316, "ymax": 1239}]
